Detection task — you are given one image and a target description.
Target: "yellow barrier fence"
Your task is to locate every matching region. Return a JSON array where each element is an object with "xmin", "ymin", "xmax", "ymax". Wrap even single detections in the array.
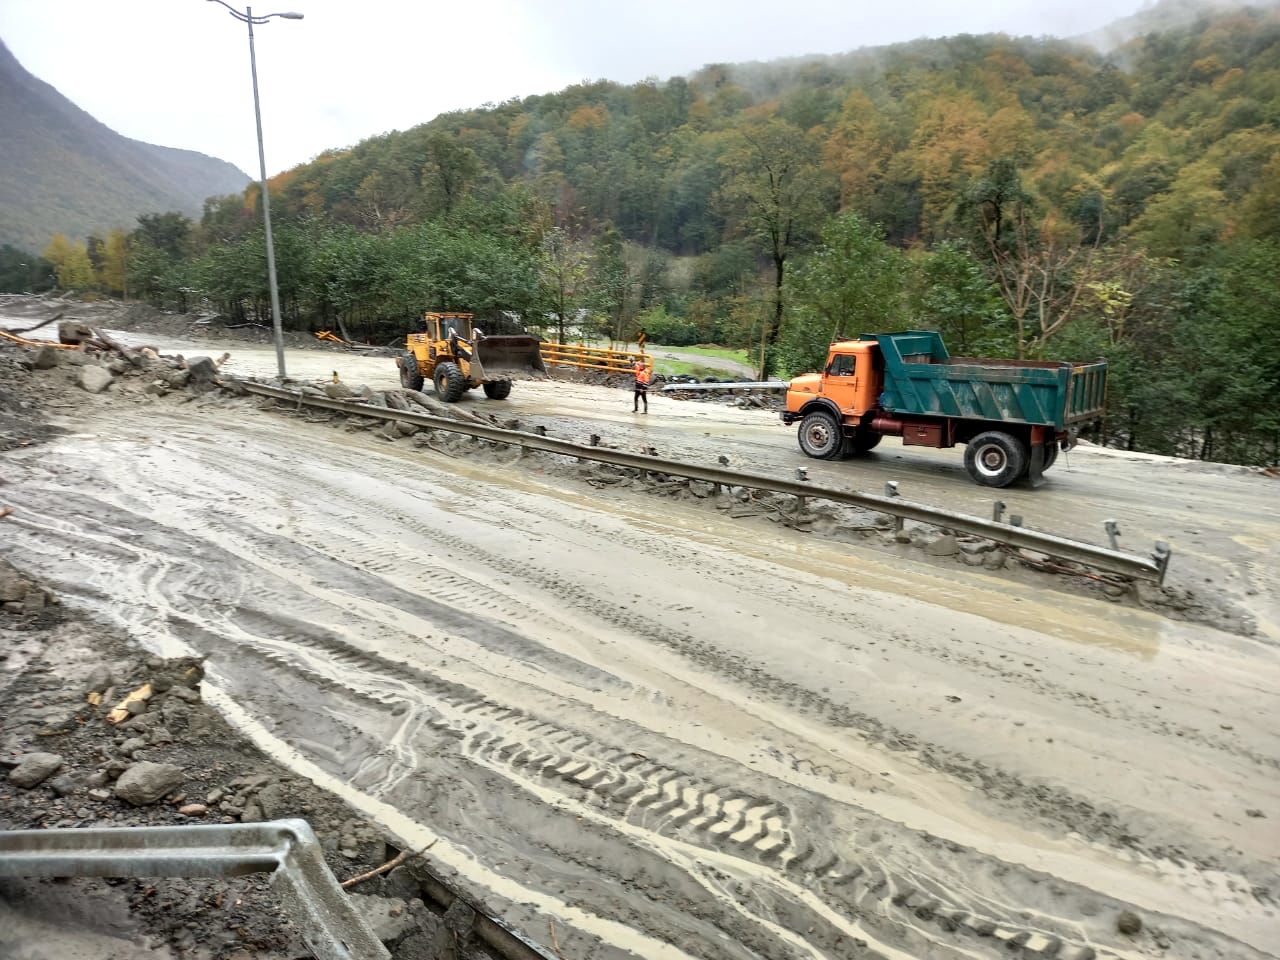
[{"xmin": 539, "ymin": 341, "xmax": 650, "ymax": 375}]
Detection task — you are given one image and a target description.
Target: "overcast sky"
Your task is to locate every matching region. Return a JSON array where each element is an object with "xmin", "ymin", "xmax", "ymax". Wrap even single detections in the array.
[{"xmin": 1, "ymin": 0, "xmax": 1153, "ymax": 179}]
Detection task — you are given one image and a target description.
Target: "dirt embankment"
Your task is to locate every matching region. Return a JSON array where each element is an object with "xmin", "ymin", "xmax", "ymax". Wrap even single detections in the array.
[{"xmin": 0, "ymin": 558, "xmax": 510, "ymax": 960}]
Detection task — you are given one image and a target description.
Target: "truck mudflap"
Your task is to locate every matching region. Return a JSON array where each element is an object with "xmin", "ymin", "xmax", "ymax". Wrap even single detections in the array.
[
  {"xmin": 471, "ymin": 336, "xmax": 549, "ymax": 381},
  {"xmin": 1026, "ymin": 425, "xmax": 1058, "ymax": 488}
]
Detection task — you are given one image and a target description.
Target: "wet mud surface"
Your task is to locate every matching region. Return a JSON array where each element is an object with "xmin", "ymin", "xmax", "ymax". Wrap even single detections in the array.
[
  {"xmin": 3, "ymin": 379, "xmax": 1278, "ymax": 959},
  {"xmin": 2, "ymin": 311, "xmax": 1279, "ymax": 959}
]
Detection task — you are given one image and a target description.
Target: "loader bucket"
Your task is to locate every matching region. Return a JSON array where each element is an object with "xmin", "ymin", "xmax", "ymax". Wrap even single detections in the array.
[{"xmin": 472, "ymin": 336, "xmax": 548, "ymax": 381}]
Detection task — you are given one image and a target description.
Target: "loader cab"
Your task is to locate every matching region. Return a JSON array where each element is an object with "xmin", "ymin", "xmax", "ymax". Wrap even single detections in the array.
[
  {"xmin": 425, "ymin": 311, "xmax": 475, "ymax": 342},
  {"xmin": 820, "ymin": 340, "xmax": 882, "ymax": 417}
]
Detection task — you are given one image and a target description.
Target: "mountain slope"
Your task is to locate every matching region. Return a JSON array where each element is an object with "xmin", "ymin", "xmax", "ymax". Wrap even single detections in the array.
[{"xmin": 0, "ymin": 39, "xmax": 250, "ymax": 252}]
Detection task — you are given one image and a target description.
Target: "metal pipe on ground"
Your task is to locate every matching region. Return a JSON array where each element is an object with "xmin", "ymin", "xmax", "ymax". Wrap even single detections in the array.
[{"xmin": 233, "ymin": 380, "xmax": 1169, "ymax": 583}]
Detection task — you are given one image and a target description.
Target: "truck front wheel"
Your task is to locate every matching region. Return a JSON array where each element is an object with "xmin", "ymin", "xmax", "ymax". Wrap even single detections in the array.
[
  {"xmin": 965, "ymin": 431, "xmax": 1027, "ymax": 487},
  {"xmin": 797, "ymin": 410, "xmax": 845, "ymax": 460}
]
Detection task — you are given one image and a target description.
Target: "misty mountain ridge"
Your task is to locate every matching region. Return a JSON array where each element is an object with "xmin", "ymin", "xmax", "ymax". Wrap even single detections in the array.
[{"xmin": 0, "ymin": 39, "xmax": 249, "ymax": 252}]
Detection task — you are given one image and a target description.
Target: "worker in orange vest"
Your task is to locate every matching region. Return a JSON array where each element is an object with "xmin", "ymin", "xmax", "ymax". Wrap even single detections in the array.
[{"xmin": 633, "ymin": 359, "xmax": 651, "ymax": 413}]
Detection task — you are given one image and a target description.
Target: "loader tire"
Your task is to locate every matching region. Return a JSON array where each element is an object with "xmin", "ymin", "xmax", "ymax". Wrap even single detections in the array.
[
  {"xmin": 399, "ymin": 352, "xmax": 424, "ymax": 391},
  {"xmin": 433, "ymin": 362, "xmax": 465, "ymax": 403},
  {"xmin": 483, "ymin": 380, "xmax": 512, "ymax": 400},
  {"xmin": 965, "ymin": 430, "xmax": 1027, "ymax": 487},
  {"xmin": 797, "ymin": 410, "xmax": 844, "ymax": 460}
]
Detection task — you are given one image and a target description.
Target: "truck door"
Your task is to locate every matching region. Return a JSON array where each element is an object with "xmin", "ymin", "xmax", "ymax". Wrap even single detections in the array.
[{"xmin": 823, "ymin": 352, "xmax": 859, "ymax": 415}]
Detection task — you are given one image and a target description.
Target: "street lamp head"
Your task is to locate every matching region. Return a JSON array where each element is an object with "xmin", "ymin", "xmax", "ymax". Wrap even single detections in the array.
[{"xmin": 276, "ymin": 11, "xmax": 305, "ymax": 18}]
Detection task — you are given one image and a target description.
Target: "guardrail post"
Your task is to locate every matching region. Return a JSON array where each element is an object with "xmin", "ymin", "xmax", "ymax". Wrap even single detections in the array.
[
  {"xmin": 1104, "ymin": 519, "xmax": 1121, "ymax": 551},
  {"xmin": 1009, "ymin": 514, "xmax": 1023, "ymax": 527},
  {"xmin": 884, "ymin": 481, "xmax": 903, "ymax": 533},
  {"xmin": 1153, "ymin": 541, "xmax": 1172, "ymax": 585},
  {"xmin": 992, "ymin": 500, "xmax": 1006, "ymax": 523}
]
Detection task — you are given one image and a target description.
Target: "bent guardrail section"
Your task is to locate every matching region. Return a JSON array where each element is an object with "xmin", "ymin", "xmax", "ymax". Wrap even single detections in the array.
[{"xmin": 0, "ymin": 819, "xmax": 389, "ymax": 960}]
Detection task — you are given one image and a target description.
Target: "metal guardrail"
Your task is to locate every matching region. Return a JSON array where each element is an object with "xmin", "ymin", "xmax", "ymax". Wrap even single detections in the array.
[
  {"xmin": 236, "ymin": 381, "xmax": 1170, "ymax": 582},
  {"xmin": 0, "ymin": 819, "xmax": 389, "ymax": 960},
  {"xmin": 660, "ymin": 380, "xmax": 788, "ymax": 392}
]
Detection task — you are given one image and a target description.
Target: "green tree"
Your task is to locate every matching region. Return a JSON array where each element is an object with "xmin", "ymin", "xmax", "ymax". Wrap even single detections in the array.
[
  {"xmin": 908, "ymin": 241, "xmax": 1011, "ymax": 355},
  {"xmin": 778, "ymin": 213, "xmax": 907, "ymax": 375},
  {"xmin": 0, "ymin": 245, "xmax": 54, "ymax": 293},
  {"xmin": 719, "ymin": 118, "xmax": 835, "ymax": 377}
]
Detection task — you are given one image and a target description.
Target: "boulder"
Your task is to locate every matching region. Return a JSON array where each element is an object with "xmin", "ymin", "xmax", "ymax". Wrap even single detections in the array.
[
  {"xmin": 8, "ymin": 752, "xmax": 64, "ymax": 788},
  {"xmin": 33, "ymin": 345, "xmax": 60, "ymax": 369},
  {"xmin": 1117, "ymin": 910, "xmax": 1143, "ymax": 936},
  {"xmin": 925, "ymin": 534, "xmax": 959, "ymax": 557},
  {"xmin": 79, "ymin": 366, "xmax": 114, "ymax": 394},
  {"xmin": 325, "ymin": 382, "xmax": 354, "ymax": 399},
  {"xmin": 83, "ymin": 664, "xmax": 114, "ymax": 695},
  {"xmin": 57, "ymin": 320, "xmax": 93, "ymax": 345},
  {"xmin": 186, "ymin": 356, "xmax": 218, "ymax": 388},
  {"xmin": 114, "ymin": 761, "xmax": 184, "ymax": 805},
  {"xmin": 164, "ymin": 368, "xmax": 192, "ymax": 389}
]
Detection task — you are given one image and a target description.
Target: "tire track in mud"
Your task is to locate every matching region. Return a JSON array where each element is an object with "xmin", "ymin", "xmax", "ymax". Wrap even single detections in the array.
[
  {"xmin": 4, "ymin": 439, "xmax": 1271, "ymax": 959},
  {"xmin": 429, "ymin": 474, "xmax": 1280, "ymax": 868},
  {"xmin": 160, "ymin": 468, "xmax": 1172, "ymax": 960},
  {"xmin": 466, "ymin": 474, "xmax": 1277, "ymax": 773}
]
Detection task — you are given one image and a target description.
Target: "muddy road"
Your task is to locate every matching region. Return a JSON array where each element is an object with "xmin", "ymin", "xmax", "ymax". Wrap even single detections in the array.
[{"xmin": 3, "ymin": 353, "xmax": 1278, "ymax": 960}]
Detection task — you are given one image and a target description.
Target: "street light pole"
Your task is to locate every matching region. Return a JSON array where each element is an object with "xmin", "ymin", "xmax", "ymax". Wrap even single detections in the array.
[{"xmin": 207, "ymin": 0, "xmax": 303, "ymax": 381}]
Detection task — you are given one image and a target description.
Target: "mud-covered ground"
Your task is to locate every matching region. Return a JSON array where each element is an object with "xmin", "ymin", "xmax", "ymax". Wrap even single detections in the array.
[{"xmin": 2, "ymin": 298, "xmax": 1279, "ymax": 960}]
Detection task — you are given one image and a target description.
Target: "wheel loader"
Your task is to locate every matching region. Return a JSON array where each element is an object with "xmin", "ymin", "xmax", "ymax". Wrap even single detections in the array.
[{"xmin": 397, "ymin": 312, "xmax": 547, "ymax": 403}]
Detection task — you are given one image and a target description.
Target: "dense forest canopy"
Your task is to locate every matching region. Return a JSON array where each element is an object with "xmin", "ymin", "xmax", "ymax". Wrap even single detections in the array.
[{"xmin": 11, "ymin": 2, "xmax": 1280, "ymax": 464}]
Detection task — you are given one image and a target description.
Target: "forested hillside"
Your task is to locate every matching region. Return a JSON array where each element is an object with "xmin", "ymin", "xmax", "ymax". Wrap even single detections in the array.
[
  {"xmin": 20, "ymin": 1, "xmax": 1280, "ymax": 464},
  {"xmin": 0, "ymin": 40, "xmax": 249, "ymax": 251}
]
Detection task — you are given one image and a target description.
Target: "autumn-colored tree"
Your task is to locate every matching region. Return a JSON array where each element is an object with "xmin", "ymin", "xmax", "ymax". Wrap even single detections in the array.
[
  {"xmin": 43, "ymin": 234, "xmax": 95, "ymax": 290},
  {"xmin": 100, "ymin": 229, "xmax": 130, "ymax": 298}
]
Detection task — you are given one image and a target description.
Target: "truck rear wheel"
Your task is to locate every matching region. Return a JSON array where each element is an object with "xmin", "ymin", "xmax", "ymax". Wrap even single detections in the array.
[
  {"xmin": 483, "ymin": 380, "xmax": 512, "ymax": 400},
  {"xmin": 965, "ymin": 431, "xmax": 1027, "ymax": 487},
  {"xmin": 399, "ymin": 352, "xmax": 424, "ymax": 391},
  {"xmin": 797, "ymin": 410, "xmax": 844, "ymax": 460},
  {"xmin": 433, "ymin": 362, "xmax": 465, "ymax": 403}
]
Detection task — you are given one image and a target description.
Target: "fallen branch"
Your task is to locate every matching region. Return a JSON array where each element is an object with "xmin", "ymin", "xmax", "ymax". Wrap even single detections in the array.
[
  {"xmin": 0, "ymin": 506, "xmax": 12, "ymax": 520},
  {"xmin": 340, "ymin": 840, "xmax": 435, "ymax": 889},
  {"xmin": 548, "ymin": 919, "xmax": 566, "ymax": 960},
  {"xmin": 5, "ymin": 311, "xmax": 63, "ymax": 334}
]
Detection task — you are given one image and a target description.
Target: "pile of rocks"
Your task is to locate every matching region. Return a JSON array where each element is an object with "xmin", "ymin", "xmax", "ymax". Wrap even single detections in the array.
[{"xmin": 0, "ymin": 561, "xmax": 58, "ymax": 616}]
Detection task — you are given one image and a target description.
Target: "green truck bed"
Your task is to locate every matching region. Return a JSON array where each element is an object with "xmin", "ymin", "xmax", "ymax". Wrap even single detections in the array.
[{"xmin": 871, "ymin": 332, "xmax": 1107, "ymax": 432}]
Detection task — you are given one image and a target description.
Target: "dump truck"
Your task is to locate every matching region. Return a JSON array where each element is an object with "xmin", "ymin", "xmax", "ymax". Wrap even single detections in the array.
[
  {"xmin": 397, "ymin": 312, "xmax": 547, "ymax": 402},
  {"xmin": 781, "ymin": 331, "xmax": 1107, "ymax": 487}
]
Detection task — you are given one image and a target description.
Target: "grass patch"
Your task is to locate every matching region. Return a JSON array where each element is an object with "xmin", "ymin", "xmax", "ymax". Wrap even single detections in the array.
[
  {"xmin": 651, "ymin": 343, "xmax": 752, "ymax": 366},
  {"xmin": 652, "ymin": 359, "xmax": 730, "ymax": 380}
]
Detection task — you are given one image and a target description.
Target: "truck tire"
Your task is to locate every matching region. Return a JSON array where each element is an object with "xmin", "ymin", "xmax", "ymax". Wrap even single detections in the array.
[
  {"xmin": 399, "ymin": 352, "xmax": 424, "ymax": 391},
  {"xmin": 1042, "ymin": 443, "xmax": 1059, "ymax": 470},
  {"xmin": 845, "ymin": 429, "xmax": 883, "ymax": 456},
  {"xmin": 433, "ymin": 362, "xmax": 465, "ymax": 403},
  {"xmin": 483, "ymin": 380, "xmax": 512, "ymax": 400},
  {"xmin": 797, "ymin": 410, "xmax": 844, "ymax": 460},
  {"xmin": 965, "ymin": 431, "xmax": 1027, "ymax": 487}
]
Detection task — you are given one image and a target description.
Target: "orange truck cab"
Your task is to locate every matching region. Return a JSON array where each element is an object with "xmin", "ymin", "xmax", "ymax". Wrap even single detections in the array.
[{"xmin": 781, "ymin": 332, "xmax": 1107, "ymax": 488}]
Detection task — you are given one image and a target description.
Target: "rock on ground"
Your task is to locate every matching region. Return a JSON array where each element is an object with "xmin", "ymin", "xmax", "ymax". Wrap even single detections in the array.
[
  {"xmin": 79, "ymin": 366, "xmax": 114, "ymax": 394},
  {"xmin": 114, "ymin": 761, "xmax": 184, "ymax": 806},
  {"xmin": 8, "ymin": 753, "xmax": 63, "ymax": 788}
]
